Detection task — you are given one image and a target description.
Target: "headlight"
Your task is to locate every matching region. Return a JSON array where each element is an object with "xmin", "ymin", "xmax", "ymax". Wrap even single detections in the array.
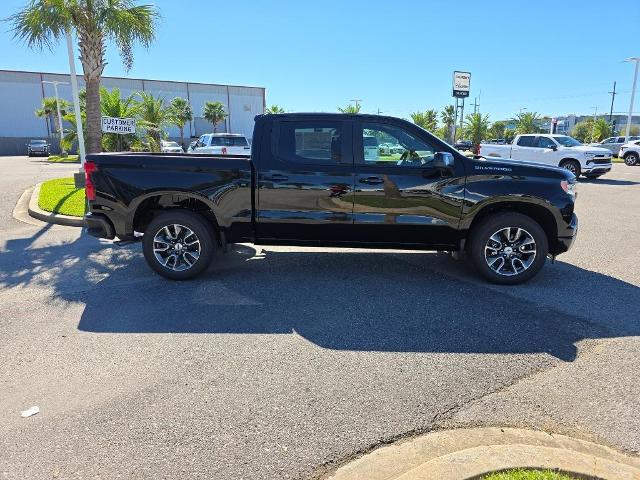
[{"xmin": 560, "ymin": 180, "xmax": 576, "ymax": 196}]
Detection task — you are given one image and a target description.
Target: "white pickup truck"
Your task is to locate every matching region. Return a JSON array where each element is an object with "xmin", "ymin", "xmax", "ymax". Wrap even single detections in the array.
[
  {"xmin": 479, "ymin": 134, "xmax": 613, "ymax": 178},
  {"xmin": 188, "ymin": 133, "xmax": 251, "ymax": 155}
]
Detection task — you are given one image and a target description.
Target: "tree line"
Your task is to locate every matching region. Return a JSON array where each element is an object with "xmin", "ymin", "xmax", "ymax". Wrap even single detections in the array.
[{"xmin": 36, "ymin": 91, "xmax": 229, "ymax": 153}]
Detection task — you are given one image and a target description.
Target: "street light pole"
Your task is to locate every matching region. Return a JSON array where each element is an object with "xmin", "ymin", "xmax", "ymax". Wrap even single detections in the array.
[
  {"xmin": 66, "ymin": 29, "xmax": 86, "ymax": 169},
  {"xmin": 624, "ymin": 57, "xmax": 640, "ymax": 142},
  {"xmin": 41, "ymin": 80, "xmax": 68, "ymax": 149}
]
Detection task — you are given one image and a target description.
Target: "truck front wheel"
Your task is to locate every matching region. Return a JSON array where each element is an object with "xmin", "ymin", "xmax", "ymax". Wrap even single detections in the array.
[
  {"xmin": 559, "ymin": 159, "xmax": 581, "ymax": 177},
  {"xmin": 142, "ymin": 210, "xmax": 216, "ymax": 280},
  {"xmin": 468, "ymin": 213, "xmax": 549, "ymax": 285}
]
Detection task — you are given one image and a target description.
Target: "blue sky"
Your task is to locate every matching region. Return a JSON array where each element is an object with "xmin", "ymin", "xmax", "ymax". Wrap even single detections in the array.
[{"xmin": 2, "ymin": 0, "xmax": 639, "ymax": 121}]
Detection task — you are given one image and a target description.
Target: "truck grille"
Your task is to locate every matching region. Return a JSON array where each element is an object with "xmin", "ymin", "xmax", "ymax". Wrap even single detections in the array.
[{"xmin": 592, "ymin": 158, "xmax": 612, "ymax": 164}]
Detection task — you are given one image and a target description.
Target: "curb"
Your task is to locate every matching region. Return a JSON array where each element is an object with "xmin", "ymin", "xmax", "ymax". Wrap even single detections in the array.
[
  {"xmin": 325, "ymin": 427, "xmax": 640, "ymax": 480},
  {"xmin": 27, "ymin": 182, "xmax": 84, "ymax": 227}
]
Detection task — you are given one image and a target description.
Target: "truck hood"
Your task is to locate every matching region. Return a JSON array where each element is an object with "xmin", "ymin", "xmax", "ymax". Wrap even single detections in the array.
[
  {"xmin": 473, "ymin": 156, "xmax": 574, "ymax": 180},
  {"xmin": 560, "ymin": 145, "xmax": 610, "ymax": 155}
]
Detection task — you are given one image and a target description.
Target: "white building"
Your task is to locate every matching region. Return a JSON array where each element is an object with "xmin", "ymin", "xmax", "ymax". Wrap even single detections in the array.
[{"xmin": 0, "ymin": 69, "xmax": 265, "ymax": 155}]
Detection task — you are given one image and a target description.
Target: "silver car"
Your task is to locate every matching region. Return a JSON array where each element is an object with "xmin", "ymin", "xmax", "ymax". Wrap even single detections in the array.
[{"xmin": 591, "ymin": 136, "xmax": 640, "ymax": 156}]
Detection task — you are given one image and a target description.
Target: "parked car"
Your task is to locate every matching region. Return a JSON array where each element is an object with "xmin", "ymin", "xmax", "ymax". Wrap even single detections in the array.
[
  {"xmin": 84, "ymin": 113, "xmax": 577, "ymax": 285},
  {"xmin": 479, "ymin": 134, "xmax": 612, "ymax": 178},
  {"xmin": 389, "ymin": 143, "xmax": 405, "ymax": 154},
  {"xmin": 619, "ymin": 140, "xmax": 640, "ymax": 166},
  {"xmin": 454, "ymin": 139, "xmax": 472, "ymax": 151},
  {"xmin": 160, "ymin": 140, "xmax": 184, "ymax": 153},
  {"xmin": 26, "ymin": 139, "xmax": 50, "ymax": 157},
  {"xmin": 189, "ymin": 133, "xmax": 250, "ymax": 155},
  {"xmin": 378, "ymin": 142, "xmax": 392, "ymax": 155},
  {"xmin": 589, "ymin": 136, "xmax": 640, "ymax": 156}
]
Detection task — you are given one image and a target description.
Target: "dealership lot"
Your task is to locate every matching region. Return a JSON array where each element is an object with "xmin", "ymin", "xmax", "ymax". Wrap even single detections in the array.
[{"xmin": 0, "ymin": 156, "xmax": 639, "ymax": 479}]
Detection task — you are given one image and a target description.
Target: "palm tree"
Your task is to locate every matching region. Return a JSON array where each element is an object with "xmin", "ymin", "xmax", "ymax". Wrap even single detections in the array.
[
  {"xmin": 202, "ymin": 101, "xmax": 227, "ymax": 132},
  {"xmin": 136, "ymin": 92, "xmax": 174, "ymax": 152},
  {"xmin": 9, "ymin": 0, "xmax": 159, "ymax": 154},
  {"xmin": 100, "ymin": 87, "xmax": 138, "ymax": 151},
  {"xmin": 61, "ymin": 109, "xmax": 85, "ymax": 153},
  {"xmin": 488, "ymin": 121, "xmax": 506, "ymax": 140},
  {"xmin": 338, "ymin": 103, "xmax": 361, "ymax": 113},
  {"xmin": 591, "ymin": 118, "xmax": 613, "ymax": 142},
  {"xmin": 440, "ymin": 105, "xmax": 455, "ymax": 142},
  {"xmin": 410, "ymin": 109, "xmax": 438, "ymax": 132},
  {"xmin": 265, "ymin": 104, "xmax": 285, "ymax": 114},
  {"xmin": 462, "ymin": 113, "xmax": 489, "ymax": 151},
  {"xmin": 169, "ymin": 97, "xmax": 192, "ymax": 148},
  {"xmin": 514, "ymin": 111, "xmax": 541, "ymax": 134},
  {"xmin": 35, "ymin": 96, "xmax": 71, "ymax": 136}
]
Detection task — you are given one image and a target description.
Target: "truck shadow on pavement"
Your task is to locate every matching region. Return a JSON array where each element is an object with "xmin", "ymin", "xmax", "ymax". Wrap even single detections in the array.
[{"xmin": 2, "ymin": 229, "xmax": 639, "ymax": 362}]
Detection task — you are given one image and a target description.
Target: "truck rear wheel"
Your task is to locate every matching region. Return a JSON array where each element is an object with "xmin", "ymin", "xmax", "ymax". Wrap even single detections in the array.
[
  {"xmin": 142, "ymin": 210, "xmax": 216, "ymax": 280},
  {"xmin": 559, "ymin": 159, "xmax": 581, "ymax": 177},
  {"xmin": 624, "ymin": 152, "xmax": 638, "ymax": 166},
  {"xmin": 468, "ymin": 212, "xmax": 548, "ymax": 285}
]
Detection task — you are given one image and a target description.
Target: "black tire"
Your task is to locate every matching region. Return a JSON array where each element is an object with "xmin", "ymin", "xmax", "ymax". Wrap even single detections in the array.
[
  {"xmin": 559, "ymin": 159, "xmax": 581, "ymax": 177},
  {"xmin": 468, "ymin": 212, "xmax": 549, "ymax": 285},
  {"xmin": 624, "ymin": 152, "xmax": 638, "ymax": 166},
  {"xmin": 142, "ymin": 210, "xmax": 216, "ymax": 280}
]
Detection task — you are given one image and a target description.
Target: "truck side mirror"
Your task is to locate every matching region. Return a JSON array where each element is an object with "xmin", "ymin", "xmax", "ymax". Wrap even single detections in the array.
[
  {"xmin": 549, "ymin": 145, "xmax": 557, "ymax": 151},
  {"xmin": 433, "ymin": 151, "xmax": 454, "ymax": 168}
]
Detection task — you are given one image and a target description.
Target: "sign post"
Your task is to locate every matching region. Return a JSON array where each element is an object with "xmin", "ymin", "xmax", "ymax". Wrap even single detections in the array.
[{"xmin": 452, "ymin": 71, "xmax": 471, "ymax": 144}]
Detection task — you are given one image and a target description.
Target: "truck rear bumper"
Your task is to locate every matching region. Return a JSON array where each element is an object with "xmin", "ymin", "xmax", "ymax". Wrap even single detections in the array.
[{"xmin": 84, "ymin": 212, "xmax": 115, "ymax": 240}]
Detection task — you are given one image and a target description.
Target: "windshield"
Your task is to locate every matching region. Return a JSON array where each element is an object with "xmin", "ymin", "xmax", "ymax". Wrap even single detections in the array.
[
  {"xmin": 164, "ymin": 141, "xmax": 179, "ymax": 147},
  {"xmin": 30, "ymin": 140, "xmax": 47, "ymax": 145},
  {"xmin": 553, "ymin": 136, "xmax": 582, "ymax": 147}
]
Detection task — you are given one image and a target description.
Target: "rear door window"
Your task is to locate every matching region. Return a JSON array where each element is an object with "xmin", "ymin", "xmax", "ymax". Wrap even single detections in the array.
[
  {"xmin": 279, "ymin": 121, "xmax": 346, "ymax": 165},
  {"xmin": 517, "ymin": 136, "xmax": 536, "ymax": 147}
]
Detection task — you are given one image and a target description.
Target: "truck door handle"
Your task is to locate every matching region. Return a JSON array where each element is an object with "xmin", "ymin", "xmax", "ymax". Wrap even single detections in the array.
[
  {"xmin": 264, "ymin": 174, "xmax": 289, "ymax": 182},
  {"xmin": 359, "ymin": 176, "xmax": 385, "ymax": 185}
]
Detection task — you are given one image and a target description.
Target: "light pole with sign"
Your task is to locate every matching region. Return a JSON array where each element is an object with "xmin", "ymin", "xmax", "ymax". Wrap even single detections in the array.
[{"xmin": 452, "ymin": 71, "xmax": 471, "ymax": 143}]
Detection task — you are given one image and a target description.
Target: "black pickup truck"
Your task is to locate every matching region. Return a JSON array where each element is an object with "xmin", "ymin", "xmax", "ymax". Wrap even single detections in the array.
[{"xmin": 84, "ymin": 113, "xmax": 578, "ymax": 284}]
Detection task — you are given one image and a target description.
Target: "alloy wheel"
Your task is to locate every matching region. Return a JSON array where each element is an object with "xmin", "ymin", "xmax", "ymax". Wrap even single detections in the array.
[
  {"xmin": 484, "ymin": 227, "xmax": 537, "ymax": 277},
  {"xmin": 152, "ymin": 223, "xmax": 201, "ymax": 272},
  {"xmin": 625, "ymin": 154, "xmax": 638, "ymax": 166}
]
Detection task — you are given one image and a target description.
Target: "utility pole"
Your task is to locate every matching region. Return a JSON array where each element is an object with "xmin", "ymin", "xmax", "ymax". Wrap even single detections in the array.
[
  {"xmin": 608, "ymin": 81, "xmax": 617, "ymax": 122},
  {"xmin": 471, "ymin": 97, "xmax": 479, "ymax": 114},
  {"xmin": 66, "ymin": 30, "xmax": 86, "ymax": 172},
  {"xmin": 591, "ymin": 106, "xmax": 598, "ymax": 142},
  {"xmin": 350, "ymin": 99, "xmax": 362, "ymax": 110},
  {"xmin": 41, "ymin": 80, "xmax": 68, "ymax": 151},
  {"xmin": 376, "ymin": 107, "xmax": 383, "ymax": 115},
  {"xmin": 624, "ymin": 57, "xmax": 640, "ymax": 141}
]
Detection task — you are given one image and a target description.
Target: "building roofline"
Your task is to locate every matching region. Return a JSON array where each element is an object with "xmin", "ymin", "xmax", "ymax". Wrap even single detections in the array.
[{"xmin": 0, "ymin": 69, "xmax": 265, "ymax": 92}]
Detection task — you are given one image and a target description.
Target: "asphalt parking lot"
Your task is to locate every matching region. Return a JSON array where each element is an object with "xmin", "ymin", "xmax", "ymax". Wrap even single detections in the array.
[{"xmin": 0, "ymin": 156, "xmax": 639, "ymax": 479}]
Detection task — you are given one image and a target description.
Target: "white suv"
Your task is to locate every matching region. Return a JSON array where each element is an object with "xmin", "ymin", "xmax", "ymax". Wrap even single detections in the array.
[{"xmin": 619, "ymin": 140, "xmax": 640, "ymax": 166}]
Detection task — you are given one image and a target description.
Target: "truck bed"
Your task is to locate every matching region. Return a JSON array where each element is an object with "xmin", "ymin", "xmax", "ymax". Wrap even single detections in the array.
[{"xmin": 85, "ymin": 151, "xmax": 254, "ymax": 239}]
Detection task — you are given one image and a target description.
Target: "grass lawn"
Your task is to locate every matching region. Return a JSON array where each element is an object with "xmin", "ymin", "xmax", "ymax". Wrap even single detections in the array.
[
  {"xmin": 38, "ymin": 177, "xmax": 86, "ymax": 217},
  {"xmin": 47, "ymin": 154, "xmax": 80, "ymax": 163},
  {"xmin": 482, "ymin": 469, "xmax": 577, "ymax": 480}
]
